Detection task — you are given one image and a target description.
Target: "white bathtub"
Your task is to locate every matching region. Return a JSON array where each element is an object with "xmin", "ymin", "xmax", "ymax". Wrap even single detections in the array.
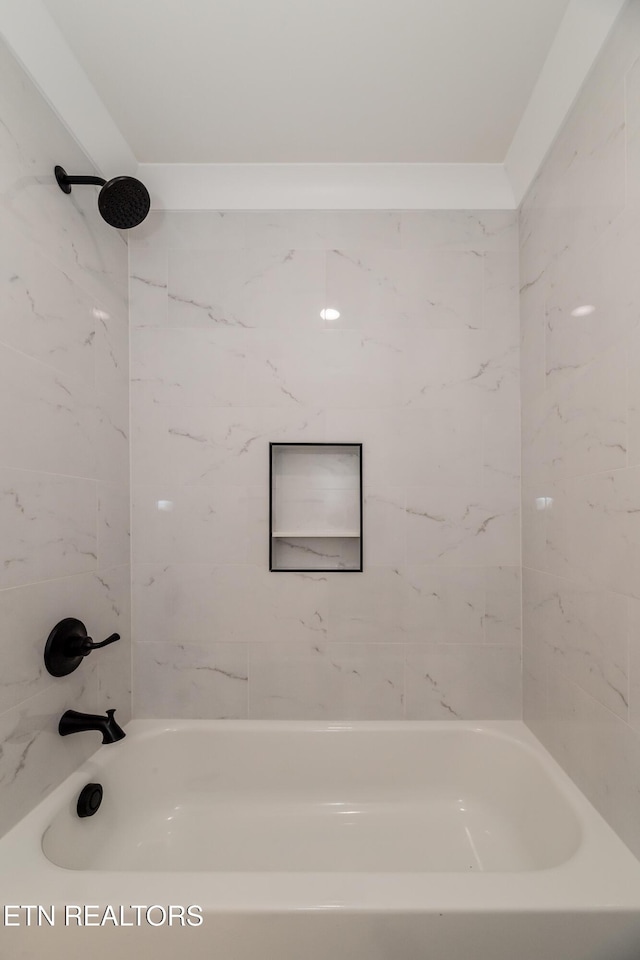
[{"xmin": 1, "ymin": 720, "xmax": 640, "ymax": 960}]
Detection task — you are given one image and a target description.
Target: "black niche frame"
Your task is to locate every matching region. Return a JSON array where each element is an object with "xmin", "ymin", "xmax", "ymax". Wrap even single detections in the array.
[{"xmin": 269, "ymin": 442, "xmax": 363, "ymax": 573}]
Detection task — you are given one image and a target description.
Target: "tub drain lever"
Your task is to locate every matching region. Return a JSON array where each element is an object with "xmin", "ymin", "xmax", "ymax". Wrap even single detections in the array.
[{"xmin": 44, "ymin": 618, "xmax": 121, "ymax": 677}]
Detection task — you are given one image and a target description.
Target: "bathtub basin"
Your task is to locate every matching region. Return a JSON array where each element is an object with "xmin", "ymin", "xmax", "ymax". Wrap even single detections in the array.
[{"xmin": 1, "ymin": 720, "xmax": 640, "ymax": 960}]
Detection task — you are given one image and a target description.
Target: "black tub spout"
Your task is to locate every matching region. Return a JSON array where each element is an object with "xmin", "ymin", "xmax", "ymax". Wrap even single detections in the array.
[{"xmin": 58, "ymin": 709, "xmax": 125, "ymax": 744}]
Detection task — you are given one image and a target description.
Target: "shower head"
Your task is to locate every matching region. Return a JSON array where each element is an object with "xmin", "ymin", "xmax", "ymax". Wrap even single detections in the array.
[
  {"xmin": 54, "ymin": 165, "xmax": 151, "ymax": 229},
  {"xmin": 97, "ymin": 176, "xmax": 151, "ymax": 229}
]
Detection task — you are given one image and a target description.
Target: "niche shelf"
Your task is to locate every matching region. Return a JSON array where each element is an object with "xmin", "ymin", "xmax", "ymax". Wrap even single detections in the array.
[{"xmin": 269, "ymin": 443, "xmax": 363, "ymax": 572}]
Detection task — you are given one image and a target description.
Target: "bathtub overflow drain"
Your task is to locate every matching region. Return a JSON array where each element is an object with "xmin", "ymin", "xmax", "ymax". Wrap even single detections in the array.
[{"xmin": 77, "ymin": 782, "xmax": 103, "ymax": 818}]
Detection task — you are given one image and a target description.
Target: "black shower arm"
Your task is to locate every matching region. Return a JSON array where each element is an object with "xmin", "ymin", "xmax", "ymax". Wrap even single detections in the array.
[{"xmin": 58, "ymin": 173, "xmax": 107, "ymax": 187}]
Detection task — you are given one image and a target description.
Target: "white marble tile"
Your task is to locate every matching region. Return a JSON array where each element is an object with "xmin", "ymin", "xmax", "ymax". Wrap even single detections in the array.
[
  {"xmin": 326, "ymin": 567, "xmax": 404, "ymax": 643},
  {"xmin": 271, "ymin": 536, "xmax": 361, "ymax": 572},
  {"xmin": 168, "ymin": 248, "xmax": 325, "ymax": 330},
  {"xmin": 128, "ymin": 204, "xmax": 520, "ymax": 723},
  {"xmin": 0, "ymin": 231, "xmax": 96, "ymax": 383},
  {"xmin": 129, "ymin": 239, "xmax": 168, "ymax": 329},
  {"xmin": 321, "ymin": 212, "xmax": 403, "ymax": 249},
  {"xmin": 241, "ymin": 212, "xmax": 402, "ymax": 251},
  {"xmin": 483, "ymin": 250, "xmax": 519, "ymax": 337},
  {"xmin": 94, "ymin": 305, "xmax": 129, "ymax": 394},
  {"xmin": 546, "ymin": 344, "xmax": 628, "ymax": 479},
  {"xmin": 97, "ymin": 482, "xmax": 130, "ymax": 569},
  {"xmin": 627, "ymin": 320, "xmax": 640, "ymax": 467},
  {"xmin": 325, "ymin": 408, "xmax": 403, "ymax": 487},
  {"xmin": 241, "ymin": 328, "xmax": 328, "ymax": 408},
  {"xmin": 545, "ymin": 469, "xmax": 640, "ymax": 599},
  {"xmin": 520, "ymin": 481, "xmax": 554, "ymax": 573},
  {"xmin": 248, "ymin": 641, "xmax": 405, "ymax": 720},
  {"xmin": 133, "ymin": 563, "xmax": 328, "ymax": 647},
  {"xmin": 405, "ymin": 484, "xmax": 520, "ymax": 566},
  {"xmin": 363, "ymin": 488, "xmax": 406, "ymax": 566},
  {"xmin": 0, "ymin": 39, "xmax": 128, "ymax": 306},
  {"xmin": 131, "ymin": 325, "xmax": 248, "ymax": 407},
  {"xmin": 523, "ymin": 342, "xmax": 627, "ymax": 483},
  {"xmin": 138, "ymin": 211, "xmax": 246, "ymax": 252},
  {"xmin": 0, "ymin": 665, "xmax": 101, "ymax": 838},
  {"xmin": 540, "ymin": 672, "xmax": 640, "ymax": 860},
  {"xmin": 483, "ymin": 566, "xmax": 521, "ymax": 645},
  {"xmin": 0, "ymin": 342, "xmax": 97, "ymax": 478},
  {"xmin": 544, "ymin": 578, "xmax": 629, "ymax": 720},
  {"xmin": 133, "ymin": 641, "xmax": 248, "ymax": 719},
  {"xmin": 400, "ymin": 211, "xmax": 517, "ymax": 252},
  {"xmin": 0, "ymin": 570, "xmax": 118, "ymax": 713},
  {"xmin": 273, "ymin": 444, "xmax": 360, "ymax": 538},
  {"xmin": 626, "ymin": 52, "xmax": 640, "ymax": 208},
  {"xmin": 628, "ymin": 598, "xmax": 640, "ymax": 736},
  {"xmin": 542, "ymin": 80, "xmax": 626, "ymax": 261},
  {"xmin": 238, "ymin": 211, "xmax": 327, "ymax": 249},
  {"xmin": 519, "ymin": 268, "xmax": 548, "ymax": 411},
  {"xmin": 520, "ymin": 1, "xmax": 640, "ymax": 861},
  {"xmin": 326, "ymin": 248, "xmax": 484, "ymax": 331},
  {"xmin": 522, "ymin": 569, "xmax": 552, "ymax": 731},
  {"xmin": 247, "ymin": 326, "xmax": 407, "ymax": 410},
  {"xmin": 522, "ymin": 657, "xmax": 548, "ymax": 734},
  {"xmin": 1, "ymin": 181, "xmax": 128, "ymax": 338},
  {"xmin": 87, "ymin": 563, "xmax": 131, "ymax": 721},
  {"xmin": 401, "ymin": 327, "xmax": 519, "ymax": 417},
  {"xmin": 525, "ymin": 568, "xmax": 629, "ymax": 720},
  {"xmin": 95, "ymin": 387, "xmax": 129, "ymax": 485},
  {"xmin": 545, "ymin": 233, "xmax": 632, "ymax": 391},
  {"xmin": 522, "ymin": 568, "xmax": 549, "ymax": 648},
  {"xmin": 483, "ymin": 403, "xmax": 521, "ymax": 499},
  {"xmin": 98, "ymin": 631, "xmax": 132, "ymax": 722},
  {"xmin": 273, "ymin": 487, "xmax": 360, "ymax": 539},
  {"xmin": 518, "ymin": 180, "xmax": 557, "ymax": 298},
  {"xmin": 243, "ymin": 328, "xmax": 392, "ymax": 411},
  {"xmin": 133, "ymin": 403, "xmax": 324, "ymax": 488},
  {"xmin": 399, "ymin": 405, "xmax": 484, "ymax": 487},
  {"xmin": 404, "ymin": 644, "xmax": 521, "ymax": 720},
  {"xmin": 343, "ymin": 328, "xmax": 413, "ymax": 409},
  {"xmin": 0, "ymin": 34, "xmax": 130, "ymax": 838},
  {"xmin": 0, "ymin": 469, "xmax": 97, "ymax": 589},
  {"xmin": 132, "ymin": 484, "xmax": 253, "ymax": 564},
  {"xmin": 394, "ymin": 564, "xmax": 520, "ymax": 647},
  {"xmin": 397, "ymin": 566, "xmax": 485, "ymax": 645},
  {"xmin": 132, "ymin": 404, "xmax": 265, "ymax": 487}
]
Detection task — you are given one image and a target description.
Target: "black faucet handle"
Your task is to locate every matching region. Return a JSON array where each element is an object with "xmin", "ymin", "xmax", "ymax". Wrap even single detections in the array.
[
  {"xmin": 44, "ymin": 619, "xmax": 121, "ymax": 677},
  {"xmin": 82, "ymin": 633, "xmax": 120, "ymax": 652}
]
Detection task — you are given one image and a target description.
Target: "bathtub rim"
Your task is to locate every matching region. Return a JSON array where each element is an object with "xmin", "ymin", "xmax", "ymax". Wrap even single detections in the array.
[{"xmin": 1, "ymin": 719, "xmax": 640, "ymax": 914}]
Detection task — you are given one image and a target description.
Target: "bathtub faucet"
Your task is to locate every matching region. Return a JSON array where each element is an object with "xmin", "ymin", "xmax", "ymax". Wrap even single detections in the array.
[{"xmin": 58, "ymin": 708, "xmax": 126, "ymax": 744}]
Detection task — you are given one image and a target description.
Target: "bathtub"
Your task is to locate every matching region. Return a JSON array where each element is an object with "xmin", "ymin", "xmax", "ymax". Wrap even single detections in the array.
[{"xmin": 1, "ymin": 720, "xmax": 640, "ymax": 960}]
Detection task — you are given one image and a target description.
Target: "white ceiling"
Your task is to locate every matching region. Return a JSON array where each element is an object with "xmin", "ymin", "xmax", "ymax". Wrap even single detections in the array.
[{"xmin": 41, "ymin": 0, "xmax": 571, "ymax": 164}]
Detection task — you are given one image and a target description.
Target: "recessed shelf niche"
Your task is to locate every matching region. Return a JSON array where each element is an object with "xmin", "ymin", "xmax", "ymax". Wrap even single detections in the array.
[{"xmin": 269, "ymin": 443, "xmax": 363, "ymax": 572}]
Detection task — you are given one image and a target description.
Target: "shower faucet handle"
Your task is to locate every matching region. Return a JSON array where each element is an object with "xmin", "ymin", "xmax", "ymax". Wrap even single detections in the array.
[
  {"xmin": 71, "ymin": 632, "xmax": 121, "ymax": 656},
  {"xmin": 44, "ymin": 618, "xmax": 121, "ymax": 677}
]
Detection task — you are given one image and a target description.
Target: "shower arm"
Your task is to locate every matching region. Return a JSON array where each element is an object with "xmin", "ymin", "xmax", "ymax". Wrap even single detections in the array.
[{"xmin": 54, "ymin": 166, "xmax": 106, "ymax": 194}]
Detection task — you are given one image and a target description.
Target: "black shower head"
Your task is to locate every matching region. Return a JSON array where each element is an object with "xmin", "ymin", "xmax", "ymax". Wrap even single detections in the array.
[
  {"xmin": 97, "ymin": 176, "xmax": 151, "ymax": 229},
  {"xmin": 54, "ymin": 165, "xmax": 151, "ymax": 229}
]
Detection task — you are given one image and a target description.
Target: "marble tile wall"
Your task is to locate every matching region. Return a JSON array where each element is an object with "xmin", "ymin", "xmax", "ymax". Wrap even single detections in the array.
[
  {"xmin": 520, "ymin": 1, "xmax": 640, "ymax": 858},
  {"xmin": 130, "ymin": 209, "xmax": 521, "ymax": 720},
  {"xmin": 0, "ymin": 38, "xmax": 131, "ymax": 837}
]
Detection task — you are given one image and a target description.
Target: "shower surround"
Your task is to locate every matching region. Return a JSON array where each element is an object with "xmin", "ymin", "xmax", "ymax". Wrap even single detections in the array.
[
  {"xmin": 130, "ymin": 210, "xmax": 521, "ymax": 720},
  {"xmin": 0, "ymin": 35, "xmax": 131, "ymax": 838},
  {"xmin": 520, "ymin": 0, "xmax": 640, "ymax": 859}
]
